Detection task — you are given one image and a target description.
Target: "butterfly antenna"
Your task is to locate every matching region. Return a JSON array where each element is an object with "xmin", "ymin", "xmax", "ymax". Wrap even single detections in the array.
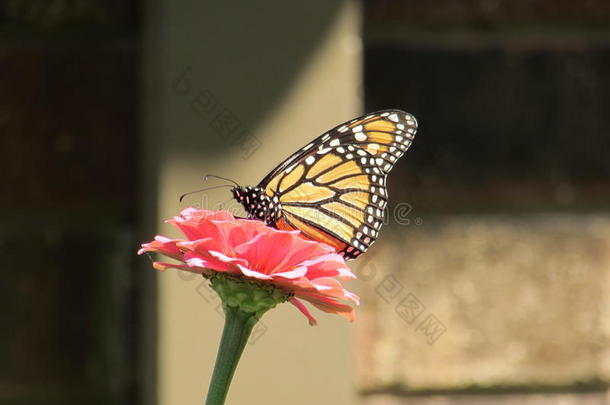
[
  {"xmin": 203, "ymin": 174, "xmax": 240, "ymax": 187},
  {"xmin": 179, "ymin": 184, "xmax": 234, "ymax": 202}
]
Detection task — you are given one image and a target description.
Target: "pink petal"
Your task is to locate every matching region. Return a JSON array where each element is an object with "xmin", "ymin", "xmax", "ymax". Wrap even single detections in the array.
[
  {"xmin": 152, "ymin": 261, "xmax": 207, "ymax": 276},
  {"xmin": 269, "ymin": 266, "xmax": 308, "ymax": 279},
  {"xmin": 269, "ymin": 236, "xmax": 336, "ymax": 272},
  {"xmin": 296, "ymin": 254, "xmax": 356, "ymax": 280},
  {"xmin": 294, "ymin": 292, "xmax": 356, "ymax": 322},
  {"xmin": 138, "ymin": 236, "xmax": 184, "ymax": 260},
  {"xmin": 233, "ymin": 233, "xmax": 292, "ymax": 274},
  {"xmin": 177, "ymin": 238, "xmax": 220, "ymax": 254},
  {"xmin": 237, "ymin": 264, "xmax": 273, "ymax": 280},
  {"xmin": 290, "ymin": 297, "xmax": 317, "ymax": 326},
  {"xmin": 184, "ymin": 251, "xmax": 246, "ymax": 275},
  {"xmin": 308, "ymin": 277, "xmax": 361, "ymax": 304},
  {"xmin": 231, "ymin": 218, "xmax": 273, "ymax": 240},
  {"xmin": 235, "ymin": 230, "xmax": 334, "ymax": 275},
  {"xmin": 168, "ymin": 209, "xmax": 237, "ymax": 241}
]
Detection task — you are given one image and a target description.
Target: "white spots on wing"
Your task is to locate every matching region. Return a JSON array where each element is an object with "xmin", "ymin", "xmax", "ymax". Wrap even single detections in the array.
[
  {"xmin": 353, "ymin": 124, "xmax": 363, "ymax": 132},
  {"xmin": 317, "ymin": 147, "xmax": 331, "ymax": 154},
  {"xmin": 396, "ymin": 123, "xmax": 405, "ymax": 130},
  {"xmin": 336, "ymin": 146, "xmax": 345, "ymax": 153},
  {"xmin": 396, "ymin": 135, "xmax": 404, "ymax": 142},
  {"xmin": 404, "ymin": 113, "xmax": 417, "ymax": 126},
  {"xmin": 322, "ymin": 134, "xmax": 331, "ymax": 141},
  {"xmin": 357, "ymin": 149, "xmax": 367, "ymax": 157},
  {"xmin": 360, "ymin": 157, "xmax": 367, "ymax": 165},
  {"xmin": 388, "ymin": 113, "xmax": 399, "ymax": 122},
  {"xmin": 384, "ymin": 163, "xmax": 392, "ymax": 172},
  {"xmin": 354, "ymin": 132, "xmax": 367, "ymax": 142},
  {"xmin": 389, "ymin": 146, "xmax": 396, "ymax": 152},
  {"xmin": 375, "ymin": 157, "xmax": 384, "ymax": 166},
  {"xmin": 338, "ymin": 125, "xmax": 349, "ymax": 133},
  {"xmin": 329, "ymin": 138, "xmax": 340, "ymax": 147},
  {"xmin": 347, "ymin": 145, "xmax": 355, "ymax": 151},
  {"xmin": 305, "ymin": 156, "xmax": 316, "ymax": 165},
  {"xmin": 372, "ymin": 175, "xmax": 377, "ymax": 182},
  {"xmin": 366, "ymin": 143, "xmax": 380, "ymax": 155},
  {"xmin": 303, "ymin": 143, "xmax": 314, "ymax": 151},
  {"xmin": 381, "ymin": 112, "xmax": 390, "ymax": 117},
  {"xmin": 372, "ymin": 195, "xmax": 378, "ymax": 203}
]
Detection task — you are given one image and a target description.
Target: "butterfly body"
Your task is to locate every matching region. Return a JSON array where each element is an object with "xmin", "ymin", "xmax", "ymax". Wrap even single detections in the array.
[
  {"xmin": 232, "ymin": 110, "xmax": 418, "ymax": 260},
  {"xmin": 232, "ymin": 185, "xmax": 282, "ymax": 225}
]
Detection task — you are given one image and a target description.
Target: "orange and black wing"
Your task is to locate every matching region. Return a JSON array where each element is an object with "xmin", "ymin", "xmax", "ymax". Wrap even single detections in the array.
[{"xmin": 259, "ymin": 110, "xmax": 417, "ymax": 259}]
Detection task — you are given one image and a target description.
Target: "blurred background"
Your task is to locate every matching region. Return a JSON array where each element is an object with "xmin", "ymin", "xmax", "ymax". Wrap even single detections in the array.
[{"xmin": 1, "ymin": 1, "xmax": 609, "ymax": 404}]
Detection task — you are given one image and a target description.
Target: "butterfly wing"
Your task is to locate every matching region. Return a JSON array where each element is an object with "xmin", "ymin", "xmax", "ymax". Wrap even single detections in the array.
[{"xmin": 259, "ymin": 110, "xmax": 417, "ymax": 259}]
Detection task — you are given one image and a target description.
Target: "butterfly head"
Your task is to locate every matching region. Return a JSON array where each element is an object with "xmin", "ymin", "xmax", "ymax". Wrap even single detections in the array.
[{"xmin": 232, "ymin": 185, "xmax": 282, "ymax": 226}]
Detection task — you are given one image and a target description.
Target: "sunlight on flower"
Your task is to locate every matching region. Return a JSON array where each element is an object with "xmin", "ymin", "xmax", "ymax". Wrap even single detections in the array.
[{"xmin": 138, "ymin": 208, "xmax": 359, "ymax": 325}]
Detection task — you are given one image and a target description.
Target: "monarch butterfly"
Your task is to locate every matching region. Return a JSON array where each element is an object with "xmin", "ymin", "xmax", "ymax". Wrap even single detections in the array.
[{"xmin": 231, "ymin": 110, "xmax": 417, "ymax": 260}]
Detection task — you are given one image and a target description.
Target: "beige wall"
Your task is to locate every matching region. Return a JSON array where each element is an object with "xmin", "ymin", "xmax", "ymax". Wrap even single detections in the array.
[
  {"xmin": 141, "ymin": 1, "xmax": 362, "ymax": 404},
  {"xmin": 355, "ymin": 214, "xmax": 610, "ymax": 401}
]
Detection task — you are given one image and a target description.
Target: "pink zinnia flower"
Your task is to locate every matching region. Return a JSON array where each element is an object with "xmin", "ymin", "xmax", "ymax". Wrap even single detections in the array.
[{"xmin": 138, "ymin": 208, "xmax": 359, "ymax": 325}]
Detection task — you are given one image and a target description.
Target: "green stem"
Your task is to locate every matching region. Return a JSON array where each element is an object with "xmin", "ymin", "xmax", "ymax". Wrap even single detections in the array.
[
  {"xmin": 203, "ymin": 273, "xmax": 289, "ymax": 404},
  {"xmin": 205, "ymin": 304, "xmax": 258, "ymax": 405}
]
